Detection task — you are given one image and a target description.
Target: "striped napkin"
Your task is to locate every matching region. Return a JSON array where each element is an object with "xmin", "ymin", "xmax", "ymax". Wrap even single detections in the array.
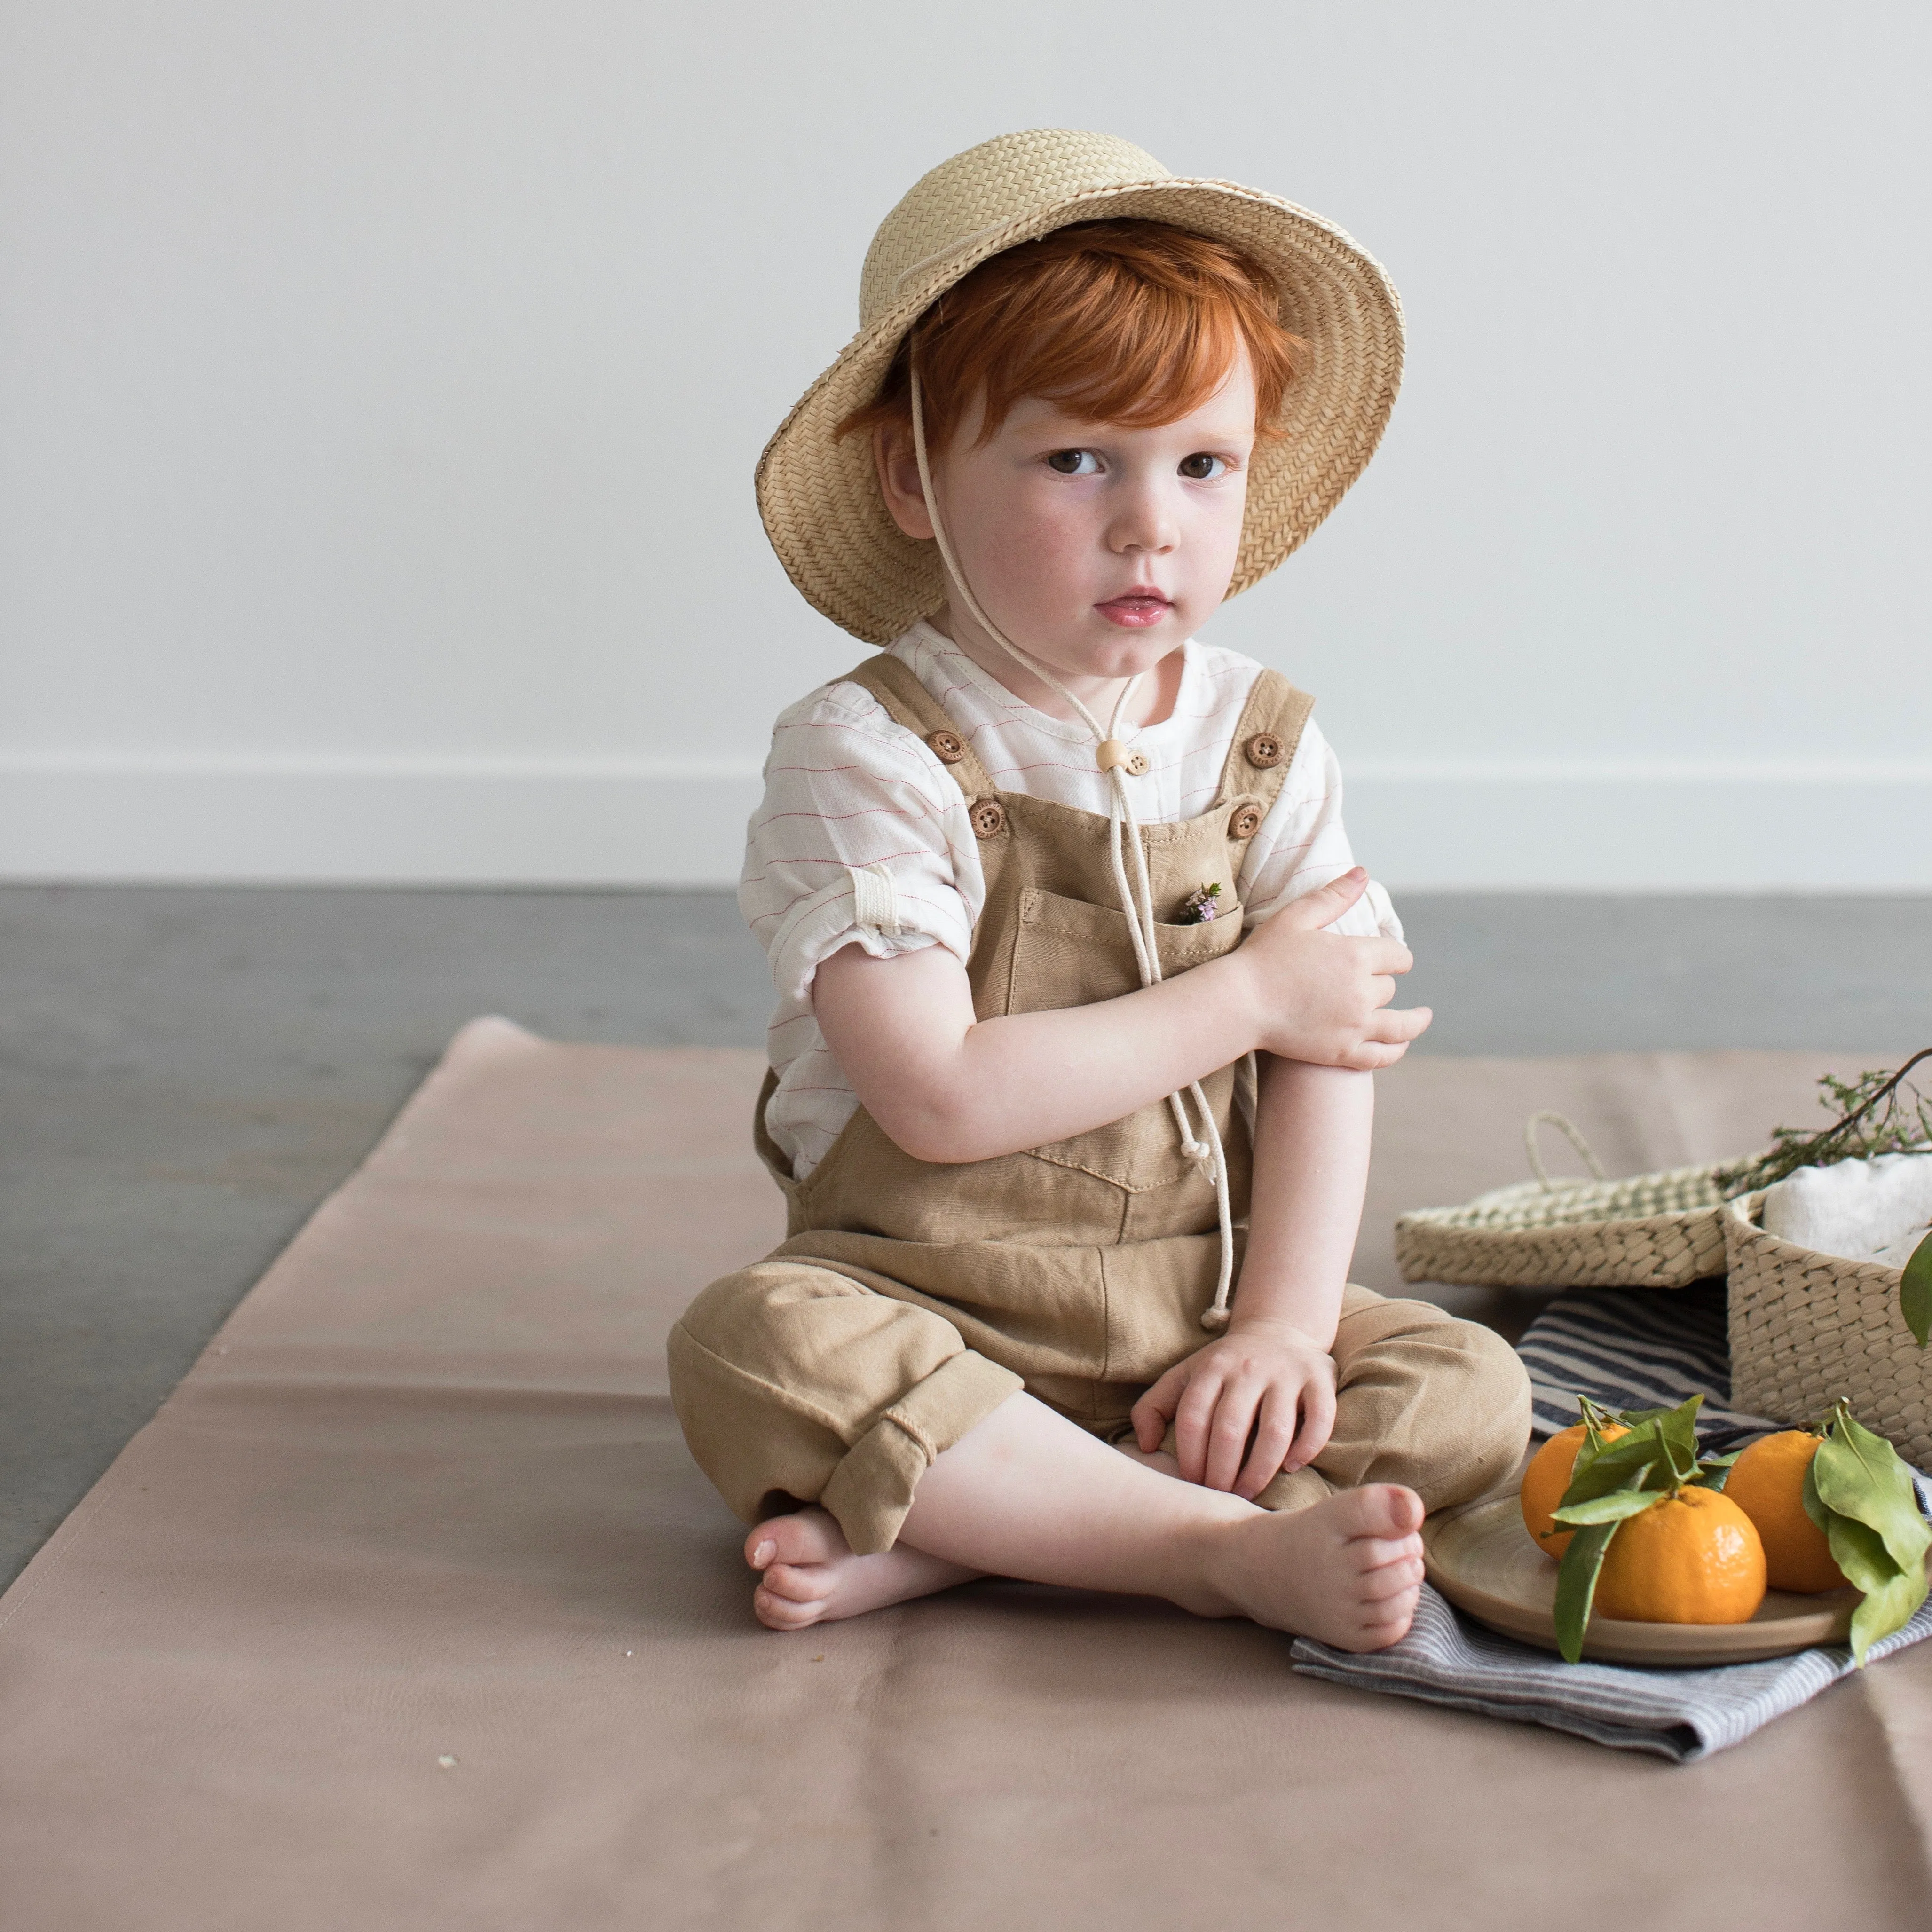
[
  {"xmin": 1292, "ymin": 1585, "xmax": 1932, "ymax": 1762},
  {"xmin": 1287, "ymin": 1287, "xmax": 1932, "ymax": 1759}
]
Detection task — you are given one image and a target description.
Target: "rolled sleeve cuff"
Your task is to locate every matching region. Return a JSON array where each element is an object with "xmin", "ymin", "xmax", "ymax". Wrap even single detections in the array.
[{"xmin": 767, "ymin": 875, "xmax": 962, "ymax": 1008}]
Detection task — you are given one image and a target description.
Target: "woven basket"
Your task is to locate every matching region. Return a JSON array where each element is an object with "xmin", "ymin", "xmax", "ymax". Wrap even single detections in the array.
[
  {"xmin": 1725, "ymin": 1195, "xmax": 1932, "ymax": 1468},
  {"xmin": 1394, "ymin": 1160, "xmax": 1741, "ymax": 1291}
]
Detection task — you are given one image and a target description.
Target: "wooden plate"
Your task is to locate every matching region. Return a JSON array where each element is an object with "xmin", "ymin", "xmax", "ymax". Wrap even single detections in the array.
[{"xmin": 1421, "ymin": 1490, "xmax": 1858, "ymax": 1664}]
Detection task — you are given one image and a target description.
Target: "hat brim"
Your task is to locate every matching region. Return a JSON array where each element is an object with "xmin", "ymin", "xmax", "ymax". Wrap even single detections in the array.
[{"xmin": 756, "ymin": 177, "xmax": 1404, "ymax": 646}]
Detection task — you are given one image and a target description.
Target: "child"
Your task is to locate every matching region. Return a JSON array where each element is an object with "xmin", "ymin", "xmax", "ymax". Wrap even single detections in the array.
[{"xmin": 669, "ymin": 130, "xmax": 1530, "ymax": 1652}]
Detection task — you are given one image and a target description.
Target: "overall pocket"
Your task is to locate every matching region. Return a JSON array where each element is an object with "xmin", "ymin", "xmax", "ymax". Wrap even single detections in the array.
[{"xmin": 1008, "ymin": 886, "xmax": 1244, "ymax": 1192}]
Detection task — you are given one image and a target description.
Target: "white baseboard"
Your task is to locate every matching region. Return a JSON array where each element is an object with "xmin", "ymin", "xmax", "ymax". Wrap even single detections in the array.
[
  {"xmin": 1340, "ymin": 762, "xmax": 1932, "ymax": 891},
  {"xmin": 0, "ymin": 757, "xmax": 764, "ymax": 887},
  {"xmin": 1, "ymin": 757, "xmax": 1928, "ymax": 889}
]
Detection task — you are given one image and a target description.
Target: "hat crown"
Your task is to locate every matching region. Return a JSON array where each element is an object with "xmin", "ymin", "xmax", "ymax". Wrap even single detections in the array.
[{"xmin": 858, "ymin": 129, "xmax": 1172, "ymax": 329}]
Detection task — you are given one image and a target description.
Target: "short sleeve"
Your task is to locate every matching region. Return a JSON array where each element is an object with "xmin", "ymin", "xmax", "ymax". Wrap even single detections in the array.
[
  {"xmin": 1235, "ymin": 717, "xmax": 1403, "ymax": 942},
  {"xmin": 738, "ymin": 679, "xmax": 985, "ymax": 1009}
]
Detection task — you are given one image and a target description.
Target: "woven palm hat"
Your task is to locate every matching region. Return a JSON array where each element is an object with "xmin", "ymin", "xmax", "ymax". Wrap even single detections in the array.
[{"xmin": 756, "ymin": 128, "xmax": 1404, "ymax": 645}]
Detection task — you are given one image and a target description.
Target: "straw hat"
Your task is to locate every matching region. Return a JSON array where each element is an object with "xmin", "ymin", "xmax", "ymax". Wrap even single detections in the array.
[{"xmin": 756, "ymin": 128, "xmax": 1405, "ymax": 645}]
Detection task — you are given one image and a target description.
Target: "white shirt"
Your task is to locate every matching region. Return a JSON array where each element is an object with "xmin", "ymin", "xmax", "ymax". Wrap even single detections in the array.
[{"xmin": 740, "ymin": 622, "xmax": 1401, "ymax": 1180}]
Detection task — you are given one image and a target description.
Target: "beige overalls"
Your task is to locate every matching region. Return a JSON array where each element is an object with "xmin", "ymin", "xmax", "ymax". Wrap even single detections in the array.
[{"xmin": 669, "ymin": 657, "xmax": 1530, "ymax": 1554}]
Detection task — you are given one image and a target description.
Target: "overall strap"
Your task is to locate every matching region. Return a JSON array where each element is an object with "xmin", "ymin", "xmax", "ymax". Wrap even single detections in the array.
[
  {"xmin": 835, "ymin": 653, "xmax": 1013, "ymax": 881},
  {"xmin": 1213, "ymin": 668, "xmax": 1317, "ymax": 828},
  {"xmin": 837, "ymin": 653, "xmax": 1000, "ymax": 801}
]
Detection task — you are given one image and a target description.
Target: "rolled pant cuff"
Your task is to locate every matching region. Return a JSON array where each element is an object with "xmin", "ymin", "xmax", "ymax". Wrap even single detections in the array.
[{"xmin": 821, "ymin": 1349, "xmax": 1024, "ymax": 1555}]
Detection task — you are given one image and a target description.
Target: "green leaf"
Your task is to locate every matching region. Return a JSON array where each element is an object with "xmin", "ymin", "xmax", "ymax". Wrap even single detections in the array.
[
  {"xmin": 1654, "ymin": 1393, "xmax": 1706, "ymax": 1467},
  {"xmin": 1610, "ymin": 1395, "xmax": 1705, "ymax": 1468},
  {"xmin": 1612, "ymin": 1404, "xmax": 1676, "ymax": 1430},
  {"xmin": 1814, "ymin": 1410, "xmax": 1932, "ymax": 1577},
  {"xmin": 1552, "ymin": 1487, "xmax": 1669, "ymax": 1527},
  {"xmin": 1558, "ymin": 1433, "xmax": 1674, "ymax": 1510},
  {"xmin": 1553, "ymin": 1518, "xmax": 1622, "ymax": 1664},
  {"xmin": 1902, "ymin": 1230, "xmax": 1932, "ymax": 1348},
  {"xmin": 1849, "ymin": 1563, "xmax": 1930, "ymax": 1668},
  {"xmin": 1802, "ymin": 1451, "xmax": 1831, "ymax": 1535},
  {"xmin": 1822, "ymin": 1511, "xmax": 1907, "ymax": 1599},
  {"xmin": 1823, "ymin": 1514, "xmax": 1928, "ymax": 1665}
]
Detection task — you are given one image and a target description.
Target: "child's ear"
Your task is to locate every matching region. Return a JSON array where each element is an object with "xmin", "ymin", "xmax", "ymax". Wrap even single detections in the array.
[{"xmin": 874, "ymin": 422, "xmax": 936, "ymax": 541}]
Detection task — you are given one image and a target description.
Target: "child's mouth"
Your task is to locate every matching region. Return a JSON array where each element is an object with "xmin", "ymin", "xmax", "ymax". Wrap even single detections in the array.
[{"xmin": 1095, "ymin": 593, "xmax": 1173, "ymax": 628}]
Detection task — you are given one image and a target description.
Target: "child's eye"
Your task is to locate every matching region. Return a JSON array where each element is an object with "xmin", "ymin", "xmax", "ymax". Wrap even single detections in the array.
[
  {"xmin": 1178, "ymin": 453, "xmax": 1227, "ymax": 481},
  {"xmin": 1045, "ymin": 449, "xmax": 1100, "ymax": 476}
]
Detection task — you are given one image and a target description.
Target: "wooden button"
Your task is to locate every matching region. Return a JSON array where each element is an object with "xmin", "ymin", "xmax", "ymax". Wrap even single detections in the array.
[
  {"xmin": 969, "ymin": 798, "xmax": 1007, "ymax": 839},
  {"xmin": 927, "ymin": 729, "xmax": 966, "ymax": 765},
  {"xmin": 1229, "ymin": 804, "xmax": 1263, "ymax": 840},
  {"xmin": 1123, "ymin": 750, "xmax": 1150, "ymax": 777},
  {"xmin": 1245, "ymin": 732, "xmax": 1284, "ymax": 769}
]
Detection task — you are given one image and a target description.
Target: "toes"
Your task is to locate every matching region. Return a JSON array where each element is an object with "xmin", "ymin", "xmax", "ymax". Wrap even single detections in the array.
[
  {"xmin": 1344, "ymin": 1590, "xmax": 1419, "ymax": 1652},
  {"xmin": 1346, "ymin": 1608, "xmax": 1415, "ymax": 1652},
  {"xmin": 745, "ymin": 1506, "xmax": 849, "ymax": 1572},
  {"xmin": 762, "ymin": 1561, "xmax": 836, "ymax": 1604},
  {"xmin": 753, "ymin": 1582, "xmax": 826, "ymax": 1631},
  {"xmin": 1349, "ymin": 1531, "xmax": 1425, "ymax": 1575},
  {"xmin": 1357, "ymin": 1555, "xmax": 1426, "ymax": 1602},
  {"xmin": 1339, "ymin": 1483, "xmax": 1425, "ymax": 1542}
]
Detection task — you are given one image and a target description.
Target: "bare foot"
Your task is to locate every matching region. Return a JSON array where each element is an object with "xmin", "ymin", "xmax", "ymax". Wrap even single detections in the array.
[
  {"xmin": 745, "ymin": 1507, "xmax": 984, "ymax": 1631},
  {"xmin": 1201, "ymin": 1483, "xmax": 1427, "ymax": 1652}
]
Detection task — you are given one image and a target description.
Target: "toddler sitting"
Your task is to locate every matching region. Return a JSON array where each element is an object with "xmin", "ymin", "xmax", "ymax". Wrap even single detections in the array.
[{"xmin": 669, "ymin": 131, "xmax": 1531, "ymax": 1652}]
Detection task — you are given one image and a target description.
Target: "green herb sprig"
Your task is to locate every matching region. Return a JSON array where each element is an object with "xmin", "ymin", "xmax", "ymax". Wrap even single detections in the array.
[
  {"xmin": 1722, "ymin": 1049, "xmax": 1932, "ymax": 1198},
  {"xmin": 1716, "ymin": 1049, "xmax": 1932, "ymax": 1346}
]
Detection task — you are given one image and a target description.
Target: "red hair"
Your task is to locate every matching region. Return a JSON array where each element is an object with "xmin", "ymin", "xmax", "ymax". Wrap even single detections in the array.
[{"xmin": 839, "ymin": 219, "xmax": 1307, "ymax": 453}]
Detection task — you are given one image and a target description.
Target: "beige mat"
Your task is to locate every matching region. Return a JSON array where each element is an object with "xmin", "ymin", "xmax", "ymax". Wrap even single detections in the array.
[{"xmin": 4, "ymin": 1020, "xmax": 1929, "ymax": 1931}]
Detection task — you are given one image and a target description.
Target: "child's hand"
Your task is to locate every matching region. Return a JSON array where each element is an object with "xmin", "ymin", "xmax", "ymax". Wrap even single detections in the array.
[
  {"xmin": 1230, "ymin": 868, "xmax": 1428, "ymax": 1071},
  {"xmin": 1128, "ymin": 1315, "xmax": 1338, "ymax": 1500}
]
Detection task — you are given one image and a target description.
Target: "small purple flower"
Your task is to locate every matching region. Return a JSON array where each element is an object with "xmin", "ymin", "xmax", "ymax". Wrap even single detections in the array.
[{"xmin": 1178, "ymin": 883, "xmax": 1223, "ymax": 925}]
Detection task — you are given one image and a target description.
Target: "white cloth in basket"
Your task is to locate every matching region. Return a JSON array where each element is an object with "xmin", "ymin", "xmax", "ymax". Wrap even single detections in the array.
[{"xmin": 1762, "ymin": 1150, "xmax": 1932, "ymax": 1270}]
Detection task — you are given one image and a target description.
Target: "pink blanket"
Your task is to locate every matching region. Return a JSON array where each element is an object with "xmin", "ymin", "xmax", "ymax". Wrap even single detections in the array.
[{"xmin": 3, "ymin": 1019, "xmax": 1926, "ymax": 1929}]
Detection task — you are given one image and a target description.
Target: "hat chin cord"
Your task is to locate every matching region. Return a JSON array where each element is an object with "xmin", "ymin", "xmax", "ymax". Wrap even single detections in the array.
[{"xmin": 908, "ymin": 368, "xmax": 1237, "ymax": 1332}]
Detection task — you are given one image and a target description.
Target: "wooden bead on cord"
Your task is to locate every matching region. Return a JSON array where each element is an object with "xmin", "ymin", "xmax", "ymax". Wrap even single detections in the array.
[{"xmin": 1096, "ymin": 739, "xmax": 1150, "ymax": 777}]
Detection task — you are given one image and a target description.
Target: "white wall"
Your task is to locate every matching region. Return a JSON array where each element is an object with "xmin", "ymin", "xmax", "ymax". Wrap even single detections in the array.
[{"xmin": 3, "ymin": 1, "xmax": 1928, "ymax": 888}]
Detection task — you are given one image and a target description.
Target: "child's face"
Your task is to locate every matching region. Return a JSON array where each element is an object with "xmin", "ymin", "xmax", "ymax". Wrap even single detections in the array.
[{"xmin": 877, "ymin": 345, "xmax": 1258, "ymax": 687}]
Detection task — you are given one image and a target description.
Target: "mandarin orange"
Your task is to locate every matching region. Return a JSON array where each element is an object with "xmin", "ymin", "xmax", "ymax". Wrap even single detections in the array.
[
  {"xmin": 1591, "ymin": 1486, "xmax": 1767, "ymax": 1624},
  {"xmin": 1520, "ymin": 1421, "xmax": 1628, "ymax": 1558},
  {"xmin": 1723, "ymin": 1430, "xmax": 1847, "ymax": 1593}
]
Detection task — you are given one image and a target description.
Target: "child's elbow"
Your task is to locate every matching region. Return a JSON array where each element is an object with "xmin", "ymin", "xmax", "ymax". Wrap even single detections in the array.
[{"xmin": 868, "ymin": 1093, "xmax": 991, "ymax": 1165}]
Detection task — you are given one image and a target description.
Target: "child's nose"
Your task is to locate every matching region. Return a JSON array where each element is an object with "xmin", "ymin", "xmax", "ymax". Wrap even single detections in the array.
[{"xmin": 1107, "ymin": 484, "xmax": 1179, "ymax": 553}]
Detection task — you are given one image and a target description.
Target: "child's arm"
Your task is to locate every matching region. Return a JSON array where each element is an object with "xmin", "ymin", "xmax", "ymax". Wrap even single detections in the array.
[
  {"xmin": 812, "ymin": 867, "xmax": 1424, "ymax": 1164},
  {"xmin": 1128, "ymin": 1057, "xmax": 1370, "ymax": 1496}
]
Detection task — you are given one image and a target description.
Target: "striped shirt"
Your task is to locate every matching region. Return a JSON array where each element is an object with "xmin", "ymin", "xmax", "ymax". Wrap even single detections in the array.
[{"xmin": 741, "ymin": 621, "xmax": 1401, "ymax": 1179}]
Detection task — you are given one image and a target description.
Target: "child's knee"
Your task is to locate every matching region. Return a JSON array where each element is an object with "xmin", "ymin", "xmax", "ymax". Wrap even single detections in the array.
[
  {"xmin": 1327, "ymin": 1292, "xmax": 1530, "ymax": 1508},
  {"xmin": 1398, "ymin": 1312, "xmax": 1531, "ymax": 1506},
  {"xmin": 667, "ymin": 1258, "xmax": 1022, "ymax": 1551}
]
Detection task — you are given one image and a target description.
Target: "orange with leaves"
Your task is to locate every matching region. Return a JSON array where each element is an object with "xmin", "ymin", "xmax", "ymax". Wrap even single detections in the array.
[
  {"xmin": 1724, "ymin": 1430, "xmax": 1846, "ymax": 1593},
  {"xmin": 1588, "ymin": 1485, "xmax": 1766, "ymax": 1624},
  {"xmin": 1521, "ymin": 1419, "xmax": 1627, "ymax": 1558}
]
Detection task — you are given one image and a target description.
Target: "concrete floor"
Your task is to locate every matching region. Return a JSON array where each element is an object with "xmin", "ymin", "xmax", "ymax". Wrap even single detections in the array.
[{"xmin": 4, "ymin": 883, "xmax": 1931, "ymax": 1587}]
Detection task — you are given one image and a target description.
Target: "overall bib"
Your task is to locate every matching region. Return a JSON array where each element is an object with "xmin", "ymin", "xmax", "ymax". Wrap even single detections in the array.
[{"xmin": 669, "ymin": 658, "xmax": 1530, "ymax": 1554}]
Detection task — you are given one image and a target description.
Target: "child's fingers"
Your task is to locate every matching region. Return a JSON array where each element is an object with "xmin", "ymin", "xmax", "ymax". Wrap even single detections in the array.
[
  {"xmin": 1339, "ymin": 1040, "xmax": 1413, "ymax": 1072},
  {"xmin": 1283, "ymin": 1372, "xmax": 1337, "ymax": 1474},
  {"xmin": 1234, "ymin": 1384, "xmax": 1302, "ymax": 1499},
  {"xmin": 1128, "ymin": 1362, "xmax": 1190, "ymax": 1451},
  {"xmin": 1172, "ymin": 1367, "xmax": 1231, "ymax": 1485},
  {"xmin": 1368, "ymin": 1005, "xmax": 1432, "ymax": 1043},
  {"xmin": 1201, "ymin": 1377, "xmax": 1266, "ymax": 1493},
  {"xmin": 1276, "ymin": 867, "xmax": 1367, "ymax": 931}
]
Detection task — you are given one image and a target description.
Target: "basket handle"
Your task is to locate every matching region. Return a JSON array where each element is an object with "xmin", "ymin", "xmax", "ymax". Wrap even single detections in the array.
[{"xmin": 1525, "ymin": 1111, "xmax": 1609, "ymax": 1191}]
